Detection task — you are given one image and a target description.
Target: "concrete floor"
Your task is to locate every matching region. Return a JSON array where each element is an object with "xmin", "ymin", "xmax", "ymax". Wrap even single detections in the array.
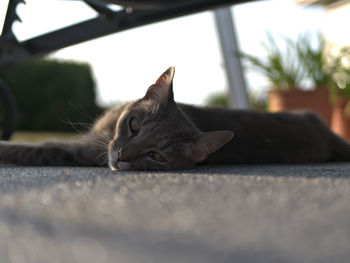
[{"xmin": 0, "ymin": 163, "xmax": 349, "ymax": 263}]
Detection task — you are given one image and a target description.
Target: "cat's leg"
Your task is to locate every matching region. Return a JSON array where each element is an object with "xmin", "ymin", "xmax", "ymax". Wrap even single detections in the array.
[
  {"xmin": 300, "ymin": 111, "xmax": 350, "ymax": 162},
  {"xmin": 0, "ymin": 137, "xmax": 108, "ymax": 166},
  {"xmin": 329, "ymin": 134, "xmax": 350, "ymax": 162}
]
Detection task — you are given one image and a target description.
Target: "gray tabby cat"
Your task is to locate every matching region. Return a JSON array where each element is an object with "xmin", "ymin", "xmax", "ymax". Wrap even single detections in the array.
[{"xmin": 1, "ymin": 67, "xmax": 350, "ymax": 171}]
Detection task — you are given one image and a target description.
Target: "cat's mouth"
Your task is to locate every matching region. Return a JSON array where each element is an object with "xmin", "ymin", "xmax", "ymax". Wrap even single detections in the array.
[
  {"xmin": 115, "ymin": 161, "xmax": 132, "ymax": 171},
  {"xmin": 108, "ymin": 157, "xmax": 132, "ymax": 171},
  {"xmin": 108, "ymin": 147, "xmax": 132, "ymax": 171}
]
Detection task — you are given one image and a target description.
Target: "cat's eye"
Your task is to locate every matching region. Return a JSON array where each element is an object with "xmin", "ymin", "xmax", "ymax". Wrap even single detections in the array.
[
  {"xmin": 129, "ymin": 117, "xmax": 141, "ymax": 134},
  {"xmin": 149, "ymin": 151, "xmax": 167, "ymax": 162}
]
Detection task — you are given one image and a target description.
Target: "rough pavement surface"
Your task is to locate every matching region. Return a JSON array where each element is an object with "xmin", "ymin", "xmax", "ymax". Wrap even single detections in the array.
[{"xmin": 0, "ymin": 164, "xmax": 349, "ymax": 263}]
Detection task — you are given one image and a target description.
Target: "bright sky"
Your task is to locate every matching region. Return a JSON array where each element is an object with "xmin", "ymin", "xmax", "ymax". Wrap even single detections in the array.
[{"xmin": 1, "ymin": 0, "xmax": 326, "ymax": 106}]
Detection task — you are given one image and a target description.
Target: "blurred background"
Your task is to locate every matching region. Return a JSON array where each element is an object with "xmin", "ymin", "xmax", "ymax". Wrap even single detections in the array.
[{"xmin": 2, "ymin": 0, "xmax": 350, "ymax": 141}]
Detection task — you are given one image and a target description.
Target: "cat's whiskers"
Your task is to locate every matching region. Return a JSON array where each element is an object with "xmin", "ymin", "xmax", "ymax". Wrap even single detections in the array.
[
  {"xmin": 62, "ymin": 119, "xmax": 93, "ymax": 134},
  {"xmin": 94, "ymin": 150, "xmax": 109, "ymax": 164},
  {"xmin": 93, "ymin": 136, "xmax": 112, "ymax": 149},
  {"xmin": 93, "ymin": 123, "xmax": 113, "ymax": 140},
  {"xmin": 93, "ymin": 141, "xmax": 109, "ymax": 150},
  {"xmin": 89, "ymin": 129, "xmax": 113, "ymax": 151}
]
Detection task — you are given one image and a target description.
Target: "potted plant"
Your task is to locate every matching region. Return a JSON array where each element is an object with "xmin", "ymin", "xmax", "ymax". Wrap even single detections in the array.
[
  {"xmin": 242, "ymin": 33, "xmax": 332, "ymax": 125},
  {"xmin": 241, "ymin": 33, "xmax": 304, "ymax": 91},
  {"xmin": 293, "ymin": 34, "xmax": 334, "ymax": 125},
  {"xmin": 328, "ymin": 47, "xmax": 350, "ymax": 140}
]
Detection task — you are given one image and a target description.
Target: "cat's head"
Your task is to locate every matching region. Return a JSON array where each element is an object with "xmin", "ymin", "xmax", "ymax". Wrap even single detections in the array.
[{"xmin": 108, "ymin": 67, "xmax": 233, "ymax": 171}]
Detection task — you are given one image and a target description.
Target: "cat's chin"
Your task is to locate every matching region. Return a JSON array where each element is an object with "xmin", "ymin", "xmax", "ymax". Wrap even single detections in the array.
[{"xmin": 110, "ymin": 161, "xmax": 132, "ymax": 171}]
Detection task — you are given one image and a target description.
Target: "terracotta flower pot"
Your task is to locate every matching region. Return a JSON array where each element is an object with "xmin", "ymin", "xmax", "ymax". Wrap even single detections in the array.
[
  {"xmin": 268, "ymin": 88, "xmax": 332, "ymax": 126},
  {"xmin": 331, "ymin": 98, "xmax": 350, "ymax": 141}
]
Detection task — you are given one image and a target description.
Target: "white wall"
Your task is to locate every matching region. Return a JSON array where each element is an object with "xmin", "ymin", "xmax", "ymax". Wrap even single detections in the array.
[{"xmin": 325, "ymin": 0, "xmax": 350, "ymax": 45}]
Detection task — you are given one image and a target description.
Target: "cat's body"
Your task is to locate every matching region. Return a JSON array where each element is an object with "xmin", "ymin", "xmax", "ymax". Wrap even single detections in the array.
[
  {"xmin": 1, "ymin": 67, "xmax": 350, "ymax": 170},
  {"xmin": 180, "ymin": 104, "xmax": 349, "ymax": 164}
]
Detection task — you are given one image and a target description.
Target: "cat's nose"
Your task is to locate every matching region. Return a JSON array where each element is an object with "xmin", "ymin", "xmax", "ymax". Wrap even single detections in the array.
[{"xmin": 118, "ymin": 148, "xmax": 129, "ymax": 162}]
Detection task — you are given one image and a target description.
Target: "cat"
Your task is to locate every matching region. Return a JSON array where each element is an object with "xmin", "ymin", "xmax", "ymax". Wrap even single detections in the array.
[{"xmin": 1, "ymin": 66, "xmax": 350, "ymax": 171}]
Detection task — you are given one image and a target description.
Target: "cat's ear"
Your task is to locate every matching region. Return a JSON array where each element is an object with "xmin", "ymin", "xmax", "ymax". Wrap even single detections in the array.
[
  {"xmin": 191, "ymin": 131, "xmax": 233, "ymax": 163},
  {"xmin": 145, "ymin": 66, "xmax": 175, "ymax": 106}
]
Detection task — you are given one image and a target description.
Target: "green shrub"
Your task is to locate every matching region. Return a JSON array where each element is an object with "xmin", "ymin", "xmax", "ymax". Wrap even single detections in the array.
[
  {"xmin": 0, "ymin": 59, "xmax": 103, "ymax": 132},
  {"xmin": 205, "ymin": 92, "xmax": 229, "ymax": 107},
  {"xmin": 205, "ymin": 91, "xmax": 266, "ymax": 111}
]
